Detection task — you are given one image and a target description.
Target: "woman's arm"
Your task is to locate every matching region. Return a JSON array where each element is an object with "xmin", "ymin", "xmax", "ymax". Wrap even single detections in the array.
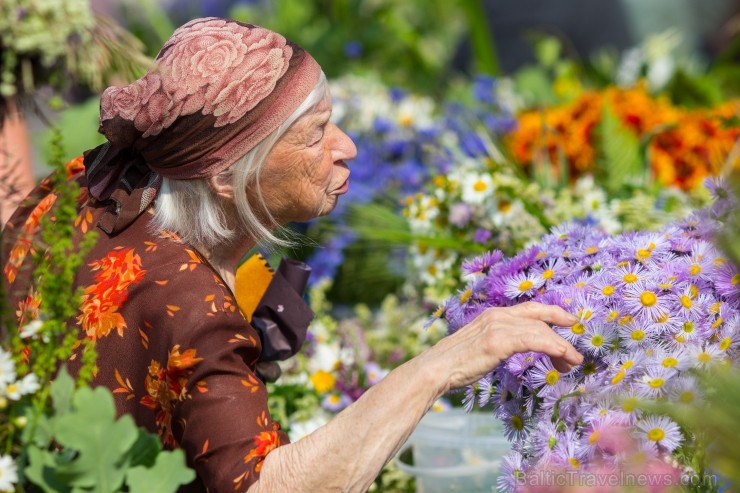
[{"xmin": 249, "ymin": 302, "xmax": 583, "ymax": 492}]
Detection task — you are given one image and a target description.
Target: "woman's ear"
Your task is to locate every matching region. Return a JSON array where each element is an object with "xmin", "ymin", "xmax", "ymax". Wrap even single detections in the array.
[{"xmin": 207, "ymin": 174, "xmax": 236, "ymax": 202}]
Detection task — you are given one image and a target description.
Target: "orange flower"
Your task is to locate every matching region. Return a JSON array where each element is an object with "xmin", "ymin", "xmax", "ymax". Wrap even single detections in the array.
[
  {"xmin": 16, "ymin": 287, "xmax": 42, "ymax": 327},
  {"xmin": 506, "ymin": 84, "xmax": 739, "ymax": 189},
  {"xmin": 3, "ymin": 193, "xmax": 58, "ymax": 284},
  {"xmin": 77, "ymin": 247, "xmax": 146, "ymax": 340}
]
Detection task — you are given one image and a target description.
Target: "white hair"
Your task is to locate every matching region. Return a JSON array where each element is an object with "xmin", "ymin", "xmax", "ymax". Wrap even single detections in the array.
[{"xmin": 151, "ymin": 72, "xmax": 328, "ymax": 252}]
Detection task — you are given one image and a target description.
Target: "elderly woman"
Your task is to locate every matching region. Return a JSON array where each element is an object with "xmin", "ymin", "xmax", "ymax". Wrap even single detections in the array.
[{"xmin": 1, "ymin": 18, "xmax": 582, "ymax": 493}]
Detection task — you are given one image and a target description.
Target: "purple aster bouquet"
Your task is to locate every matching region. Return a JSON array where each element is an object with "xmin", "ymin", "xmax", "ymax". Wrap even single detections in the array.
[{"xmin": 429, "ymin": 179, "xmax": 739, "ymax": 491}]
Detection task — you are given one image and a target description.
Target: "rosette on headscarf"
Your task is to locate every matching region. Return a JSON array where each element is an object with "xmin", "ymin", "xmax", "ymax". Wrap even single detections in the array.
[{"xmin": 84, "ymin": 17, "xmax": 322, "ymax": 235}]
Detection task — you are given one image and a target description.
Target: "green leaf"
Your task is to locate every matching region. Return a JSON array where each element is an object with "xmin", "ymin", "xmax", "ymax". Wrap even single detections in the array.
[
  {"xmin": 598, "ymin": 103, "xmax": 643, "ymax": 192},
  {"xmin": 25, "ymin": 447, "xmax": 72, "ymax": 493},
  {"xmin": 51, "ymin": 366, "xmax": 76, "ymax": 416},
  {"xmin": 126, "ymin": 449, "xmax": 196, "ymax": 493},
  {"xmin": 126, "ymin": 428, "xmax": 162, "ymax": 469},
  {"xmin": 53, "ymin": 387, "xmax": 139, "ymax": 492}
]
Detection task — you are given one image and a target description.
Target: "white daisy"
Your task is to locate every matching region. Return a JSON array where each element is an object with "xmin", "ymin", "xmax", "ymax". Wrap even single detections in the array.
[{"xmin": 635, "ymin": 415, "xmax": 683, "ymax": 453}]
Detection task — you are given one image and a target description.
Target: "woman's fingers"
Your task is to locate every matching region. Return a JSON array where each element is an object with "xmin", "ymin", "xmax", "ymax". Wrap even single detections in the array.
[
  {"xmin": 509, "ymin": 301, "xmax": 579, "ymax": 327},
  {"xmin": 508, "ymin": 322, "xmax": 583, "ymax": 367}
]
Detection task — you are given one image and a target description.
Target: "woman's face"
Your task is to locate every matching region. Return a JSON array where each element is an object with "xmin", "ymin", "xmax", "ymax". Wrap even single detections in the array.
[{"xmin": 257, "ymin": 90, "xmax": 357, "ymax": 224}]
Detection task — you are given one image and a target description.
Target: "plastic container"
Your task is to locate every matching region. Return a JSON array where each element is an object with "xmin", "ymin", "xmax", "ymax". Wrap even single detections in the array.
[{"xmin": 396, "ymin": 409, "xmax": 511, "ymax": 493}]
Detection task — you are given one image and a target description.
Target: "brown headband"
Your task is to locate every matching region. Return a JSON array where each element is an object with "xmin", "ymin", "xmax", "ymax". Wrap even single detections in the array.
[{"xmin": 83, "ymin": 17, "xmax": 322, "ymax": 235}]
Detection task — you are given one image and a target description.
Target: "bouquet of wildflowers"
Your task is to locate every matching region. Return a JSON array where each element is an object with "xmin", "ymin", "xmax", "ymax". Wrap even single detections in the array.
[
  {"xmin": 429, "ymin": 179, "xmax": 739, "ymax": 491},
  {"xmin": 0, "ymin": 0, "xmax": 150, "ymax": 103}
]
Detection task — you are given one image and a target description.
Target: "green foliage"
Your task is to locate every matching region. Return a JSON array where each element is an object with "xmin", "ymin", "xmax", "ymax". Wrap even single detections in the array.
[
  {"xmin": 228, "ymin": 0, "xmax": 466, "ymax": 95},
  {"xmin": 24, "ymin": 368, "xmax": 194, "ymax": 493},
  {"xmin": 597, "ymin": 103, "xmax": 645, "ymax": 193}
]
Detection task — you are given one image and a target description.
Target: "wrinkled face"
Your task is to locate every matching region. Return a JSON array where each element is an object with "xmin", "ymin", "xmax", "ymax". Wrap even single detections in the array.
[{"xmin": 257, "ymin": 90, "xmax": 357, "ymax": 225}]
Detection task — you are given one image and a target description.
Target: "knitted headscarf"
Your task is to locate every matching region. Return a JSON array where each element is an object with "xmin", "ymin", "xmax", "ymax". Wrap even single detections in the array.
[{"xmin": 84, "ymin": 17, "xmax": 322, "ymax": 235}]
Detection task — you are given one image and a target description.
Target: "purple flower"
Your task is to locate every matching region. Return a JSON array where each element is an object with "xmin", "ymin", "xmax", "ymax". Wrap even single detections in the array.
[
  {"xmin": 473, "ymin": 228, "xmax": 493, "ymax": 245},
  {"xmin": 343, "ymin": 40, "xmax": 363, "ymax": 58}
]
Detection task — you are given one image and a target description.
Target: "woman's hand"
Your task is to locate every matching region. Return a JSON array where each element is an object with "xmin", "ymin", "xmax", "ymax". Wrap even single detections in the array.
[{"xmin": 423, "ymin": 301, "xmax": 584, "ymax": 392}]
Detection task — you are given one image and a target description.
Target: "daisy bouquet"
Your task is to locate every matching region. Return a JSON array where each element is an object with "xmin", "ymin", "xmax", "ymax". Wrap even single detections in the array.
[
  {"xmin": 430, "ymin": 179, "xmax": 739, "ymax": 491},
  {"xmin": 403, "ymin": 154, "xmax": 706, "ymax": 303}
]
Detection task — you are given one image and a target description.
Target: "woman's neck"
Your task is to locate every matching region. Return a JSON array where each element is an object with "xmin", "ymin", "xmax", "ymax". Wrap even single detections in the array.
[{"xmin": 201, "ymin": 240, "xmax": 255, "ymax": 292}]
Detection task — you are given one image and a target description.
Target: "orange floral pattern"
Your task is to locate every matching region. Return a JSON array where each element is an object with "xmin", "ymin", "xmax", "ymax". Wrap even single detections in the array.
[
  {"xmin": 76, "ymin": 247, "xmax": 146, "ymax": 340},
  {"xmin": 507, "ymin": 85, "xmax": 740, "ymax": 189},
  {"xmin": 140, "ymin": 345, "xmax": 204, "ymax": 447},
  {"xmin": 233, "ymin": 411, "xmax": 283, "ymax": 490}
]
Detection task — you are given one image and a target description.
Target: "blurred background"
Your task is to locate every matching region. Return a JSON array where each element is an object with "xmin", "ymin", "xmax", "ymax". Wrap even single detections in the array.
[{"xmin": 2, "ymin": 2, "xmax": 740, "ymax": 491}]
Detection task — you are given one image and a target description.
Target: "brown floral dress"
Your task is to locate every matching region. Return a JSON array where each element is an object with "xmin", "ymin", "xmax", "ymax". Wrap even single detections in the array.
[{"xmin": 2, "ymin": 157, "xmax": 314, "ymax": 492}]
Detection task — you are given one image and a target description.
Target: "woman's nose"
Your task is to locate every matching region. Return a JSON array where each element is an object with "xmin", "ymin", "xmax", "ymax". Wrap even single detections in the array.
[{"xmin": 331, "ymin": 124, "xmax": 357, "ymax": 162}]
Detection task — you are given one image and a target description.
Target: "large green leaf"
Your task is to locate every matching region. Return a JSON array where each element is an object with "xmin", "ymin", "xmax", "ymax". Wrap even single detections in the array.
[
  {"xmin": 598, "ymin": 103, "xmax": 643, "ymax": 193},
  {"xmin": 25, "ymin": 447, "xmax": 73, "ymax": 493},
  {"xmin": 126, "ymin": 449, "xmax": 195, "ymax": 493},
  {"xmin": 53, "ymin": 387, "xmax": 139, "ymax": 492},
  {"xmin": 51, "ymin": 366, "xmax": 76, "ymax": 416}
]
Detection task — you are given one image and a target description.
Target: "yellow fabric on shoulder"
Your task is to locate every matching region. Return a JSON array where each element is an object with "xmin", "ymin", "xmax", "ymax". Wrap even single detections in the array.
[{"xmin": 234, "ymin": 253, "xmax": 274, "ymax": 322}]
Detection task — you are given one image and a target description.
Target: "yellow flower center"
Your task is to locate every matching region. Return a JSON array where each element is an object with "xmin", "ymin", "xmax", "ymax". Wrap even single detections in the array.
[
  {"xmin": 689, "ymin": 264, "xmax": 702, "ymax": 276},
  {"xmin": 511, "ymin": 415, "xmax": 524, "ymax": 431},
  {"xmin": 460, "ymin": 289, "xmax": 473, "ymax": 304},
  {"xmin": 607, "ymin": 310, "xmax": 619, "ymax": 322},
  {"xmin": 602, "ymin": 285, "xmax": 615, "ymax": 296},
  {"xmin": 631, "ymin": 329, "xmax": 645, "ymax": 341},
  {"xmin": 427, "ymin": 265, "xmax": 438, "ymax": 276},
  {"xmin": 683, "ymin": 321, "xmax": 694, "ymax": 333},
  {"xmin": 591, "ymin": 335, "xmax": 604, "ymax": 347},
  {"xmin": 623, "ymin": 273, "xmax": 638, "ymax": 283},
  {"xmin": 618, "ymin": 315, "xmax": 634, "ymax": 326},
  {"xmin": 649, "ymin": 378, "xmax": 664, "ymax": 389},
  {"xmin": 542, "ymin": 269, "xmax": 554, "ymax": 280},
  {"xmin": 585, "ymin": 246, "xmax": 599, "ymax": 254},
  {"xmin": 697, "ymin": 352, "xmax": 712, "ymax": 364},
  {"xmin": 499, "ymin": 201, "xmax": 512, "ymax": 213},
  {"xmin": 732, "ymin": 274, "xmax": 740, "ymax": 285},
  {"xmin": 571, "ymin": 322, "xmax": 586, "ymax": 335},
  {"xmin": 622, "ymin": 397, "xmax": 638, "ymax": 412},
  {"xmin": 518, "ymin": 280, "xmax": 534, "ymax": 291},
  {"xmin": 647, "ymin": 428, "xmax": 665, "ymax": 442},
  {"xmin": 680, "ymin": 295, "xmax": 692, "ymax": 309},
  {"xmin": 640, "ymin": 291, "xmax": 657, "ymax": 307},
  {"xmin": 621, "ymin": 360, "xmax": 635, "ymax": 370},
  {"xmin": 710, "ymin": 301, "xmax": 722, "ymax": 313},
  {"xmin": 568, "ymin": 457, "xmax": 581, "ymax": 469},
  {"xmin": 655, "ymin": 313, "xmax": 669, "ymax": 323},
  {"xmin": 611, "ymin": 369, "xmax": 625, "ymax": 385},
  {"xmin": 674, "ymin": 334, "xmax": 686, "ymax": 343},
  {"xmin": 588, "ymin": 430, "xmax": 601, "ymax": 445},
  {"xmin": 689, "ymin": 285, "xmax": 699, "ymax": 299},
  {"xmin": 662, "ymin": 357, "xmax": 678, "ymax": 368},
  {"xmin": 433, "ymin": 176, "xmax": 446, "ymax": 187},
  {"xmin": 578, "ymin": 308, "xmax": 593, "ymax": 320},
  {"xmin": 713, "ymin": 317, "xmax": 724, "ymax": 330},
  {"xmin": 679, "ymin": 391, "xmax": 694, "ymax": 403},
  {"xmin": 545, "ymin": 370, "xmax": 560, "ymax": 385},
  {"xmin": 637, "ymin": 249, "xmax": 652, "ymax": 260},
  {"xmin": 720, "ymin": 337, "xmax": 732, "ymax": 351},
  {"xmin": 473, "ymin": 180, "xmax": 488, "ymax": 192}
]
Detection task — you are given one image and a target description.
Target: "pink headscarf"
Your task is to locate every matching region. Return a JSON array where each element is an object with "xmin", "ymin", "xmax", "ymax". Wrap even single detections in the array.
[{"xmin": 84, "ymin": 17, "xmax": 322, "ymax": 235}]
